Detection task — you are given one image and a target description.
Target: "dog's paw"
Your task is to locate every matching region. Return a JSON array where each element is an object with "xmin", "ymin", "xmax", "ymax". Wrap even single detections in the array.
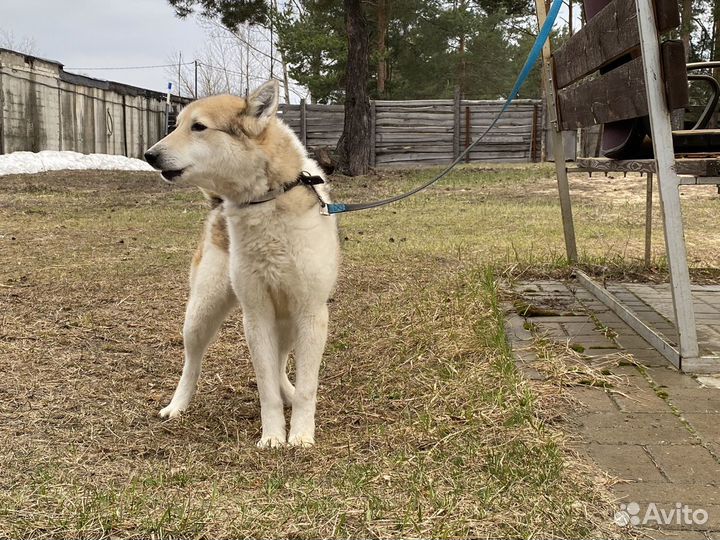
[
  {"xmin": 256, "ymin": 435, "xmax": 286, "ymax": 449},
  {"xmin": 287, "ymin": 433, "xmax": 315, "ymax": 448},
  {"xmin": 159, "ymin": 403, "xmax": 185, "ymax": 419}
]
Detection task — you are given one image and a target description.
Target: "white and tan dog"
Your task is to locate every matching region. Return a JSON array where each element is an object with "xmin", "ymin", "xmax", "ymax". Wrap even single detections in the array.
[{"xmin": 144, "ymin": 80, "xmax": 339, "ymax": 448}]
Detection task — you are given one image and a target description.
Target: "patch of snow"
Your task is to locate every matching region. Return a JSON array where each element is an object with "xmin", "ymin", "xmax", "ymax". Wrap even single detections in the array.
[{"xmin": 0, "ymin": 150, "xmax": 153, "ymax": 176}]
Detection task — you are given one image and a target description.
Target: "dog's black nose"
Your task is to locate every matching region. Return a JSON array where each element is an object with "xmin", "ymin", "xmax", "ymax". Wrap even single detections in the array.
[{"xmin": 144, "ymin": 150, "xmax": 159, "ymax": 167}]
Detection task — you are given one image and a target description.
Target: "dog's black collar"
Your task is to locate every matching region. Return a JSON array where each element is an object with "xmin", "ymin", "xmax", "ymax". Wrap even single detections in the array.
[
  {"xmin": 272, "ymin": 171, "xmax": 326, "ymax": 198},
  {"xmin": 225, "ymin": 171, "xmax": 327, "ymax": 210}
]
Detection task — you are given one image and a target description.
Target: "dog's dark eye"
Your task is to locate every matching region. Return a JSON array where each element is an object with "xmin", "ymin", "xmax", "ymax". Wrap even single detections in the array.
[{"xmin": 191, "ymin": 122, "xmax": 207, "ymax": 132}]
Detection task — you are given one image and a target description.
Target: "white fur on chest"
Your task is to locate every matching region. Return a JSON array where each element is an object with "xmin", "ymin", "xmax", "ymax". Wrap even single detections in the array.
[{"xmin": 224, "ymin": 201, "xmax": 339, "ymax": 306}]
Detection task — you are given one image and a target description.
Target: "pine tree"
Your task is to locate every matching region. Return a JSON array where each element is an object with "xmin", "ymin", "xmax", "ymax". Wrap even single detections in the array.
[
  {"xmin": 168, "ymin": 0, "xmax": 271, "ymax": 27},
  {"xmin": 277, "ymin": 0, "xmax": 541, "ymax": 102}
]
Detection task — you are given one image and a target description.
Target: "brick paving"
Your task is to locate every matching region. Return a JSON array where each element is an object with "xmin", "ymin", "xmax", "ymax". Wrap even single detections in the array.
[
  {"xmin": 508, "ymin": 279, "xmax": 720, "ymax": 538},
  {"xmin": 606, "ymin": 283, "xmax": 720, "ymax": 356}
]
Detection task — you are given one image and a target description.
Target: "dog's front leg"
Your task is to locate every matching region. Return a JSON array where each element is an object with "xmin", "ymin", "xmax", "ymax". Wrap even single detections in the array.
[
  {"xmin": 288, "ymin": 304, "xmax": 329, "ymax": 447},
  {"xmin": 244, "ymin": 306, "xmax": 287, "ymax": 448}
]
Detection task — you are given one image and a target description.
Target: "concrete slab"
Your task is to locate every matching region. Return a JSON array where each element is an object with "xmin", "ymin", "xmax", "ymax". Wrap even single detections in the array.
[
  {"xmin": 646, "ymin": 367, "xmax": 702, "ymax": 390},
  {"xmin": 608, "ymin": 282, "xmax": 720, "ymax": 358},
  {"xmin": 568, "ymin": 386, "xmax": 619, "ymax": 412},
  {"xmin": 698, "ymin": 376, "xmax": 720, "ymax": 389},
  {"xmin": 576, "ymin": 412, "xmax": 690, "ymax": 445},
  {"xmin": 684, "ymin": 414, "xmax": 720, "ymax": 444},
  {"xmin": 665, "ymin": 388, "xmax": 720, "ymax": 413},
  {"xmin": 586, "ymin": 443, "xmax": 666, "ymax": 482},
  {"xmin": 624, "ymin": 348, "xmax": 672, "ymax": 367},
  {"xmin": 646, "ymin": 444, "xmax": 720, "ymax": 484},
  {"xmin": 611, "ymin": 387, "xmax": 670, "ymax": 414}
]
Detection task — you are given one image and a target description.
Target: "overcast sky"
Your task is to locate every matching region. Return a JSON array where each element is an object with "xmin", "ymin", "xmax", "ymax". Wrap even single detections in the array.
[{"xmin": 3, "ymin": 0, "xmax": 213, "ymax": 94}]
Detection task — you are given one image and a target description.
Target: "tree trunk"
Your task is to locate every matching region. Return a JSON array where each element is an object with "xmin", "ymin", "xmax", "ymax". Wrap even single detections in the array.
[
  {"xmin": 377, "ymin": 0, "xmax": 388, "ymax": 97},
  {"xmin": 680, "ymin": 0, "xmax": 692, "ymax": 61},
  {"xmin": 456, "ymin": 0, "xmax": 467, "ymax": 97},
  {"xmin": 336, "ymin": 0, "xmax": 371, "ymax": 176},
  {"xmin": 458, "ymin": 34, "xmax": 466, "ymax": 97}
]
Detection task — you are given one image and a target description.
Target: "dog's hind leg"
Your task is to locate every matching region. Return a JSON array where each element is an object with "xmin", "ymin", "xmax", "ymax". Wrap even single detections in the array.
[
  {"xmin": 160, "ymin": 242, "xmax": 236, "ymax": 419},
  {"xmin": 288, "ymin": 304, "xmax": 329, "ymax": 447},
  {"xmin": 277, "ymin": 317, "xmax": 296, "ymax": 406}
]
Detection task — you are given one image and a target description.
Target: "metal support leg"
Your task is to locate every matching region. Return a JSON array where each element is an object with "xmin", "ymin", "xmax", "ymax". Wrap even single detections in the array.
[
  {"xmin": 644, "ymin": 173, "xmax": 653, "ymax": 268},
  {"xmin": 657, "ymin": 178, "xmax": 699, "ymax": 362},
  {"xmin": 636, "ymin": 0, "xmax": 699, "ymax": 365}
]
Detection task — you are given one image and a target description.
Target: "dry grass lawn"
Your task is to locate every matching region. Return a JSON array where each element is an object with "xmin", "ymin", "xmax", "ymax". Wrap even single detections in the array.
[{"xmin": 1, "ymin": 164, "xmax": 718, "ymax": 538}]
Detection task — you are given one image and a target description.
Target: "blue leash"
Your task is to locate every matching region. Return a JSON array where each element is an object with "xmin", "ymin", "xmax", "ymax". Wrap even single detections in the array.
[{"xmin": 324, "ymin": 0, "xmax": 562, "ymax": 215}]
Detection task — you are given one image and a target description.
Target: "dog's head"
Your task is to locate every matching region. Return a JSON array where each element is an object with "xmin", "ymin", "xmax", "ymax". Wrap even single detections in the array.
[{"xmin": 144, "ymin": 80, "xmax": 295, "ymax": 201}]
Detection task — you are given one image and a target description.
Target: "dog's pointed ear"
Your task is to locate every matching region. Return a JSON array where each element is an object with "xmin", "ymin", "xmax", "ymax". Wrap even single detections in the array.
[{"xmin": 247, "ymin": 80, "xmax": 279, "ymax": 124}]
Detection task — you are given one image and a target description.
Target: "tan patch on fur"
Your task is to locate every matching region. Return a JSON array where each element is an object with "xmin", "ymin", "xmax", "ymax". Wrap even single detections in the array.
[
  {"xmin": 192, "ymin": 242, "xmax": 204, "ymax": 267},
  {"xmin": 180, "ymin": 94, "xmax": 248, "ymax": 132},
  {"xmin": 192, "ymin": 207, "xmax": 228, "ymax": 267},
  {"xmin": 270, "ymin": 287, "xmax": 291, "ymax": 319},
  {"xmin": 192, "ymin": 221, "xmax": 205, "ymax": 268},
  {"xmin": 257, "ymin": 122, "xmax": 305, "ymax": 190},
  {"xmin": 210, "ymin": 213, "xmax": 229, "ymax": 251}
]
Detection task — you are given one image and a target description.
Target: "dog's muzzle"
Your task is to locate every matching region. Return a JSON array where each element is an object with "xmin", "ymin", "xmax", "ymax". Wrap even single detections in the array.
[{"xmin": 144, "ymin": 149, "xmax": 185, "ymax": 182}]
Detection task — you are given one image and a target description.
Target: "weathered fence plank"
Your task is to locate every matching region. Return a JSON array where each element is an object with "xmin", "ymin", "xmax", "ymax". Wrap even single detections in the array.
[
  {"xmin": 370, "ymin": 100, "xmax": 377, "ymax": 167},
  {"xmin": 299, "ymin": 99, "xmax": 307, "ymax": 147},
  {"xmin": 453, "ymin": 88, "xmax": 461, "ymax": 158}
]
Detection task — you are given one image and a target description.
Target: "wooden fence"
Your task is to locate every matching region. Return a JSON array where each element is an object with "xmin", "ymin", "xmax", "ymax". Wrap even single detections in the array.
[{"xmin": 279, "ymin": 97, "xmax": 543, "ymax": 166}]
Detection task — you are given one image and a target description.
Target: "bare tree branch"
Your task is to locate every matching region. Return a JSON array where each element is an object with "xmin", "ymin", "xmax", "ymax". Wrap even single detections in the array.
[{"xmin": 0, "ymin": 28, "xmax": 39, "ymax": 55}]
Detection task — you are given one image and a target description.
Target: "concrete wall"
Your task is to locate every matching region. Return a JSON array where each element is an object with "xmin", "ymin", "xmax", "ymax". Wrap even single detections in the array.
[{"xmin": 0, "ymin": 48, "xmax": 186, "ymax": 158}]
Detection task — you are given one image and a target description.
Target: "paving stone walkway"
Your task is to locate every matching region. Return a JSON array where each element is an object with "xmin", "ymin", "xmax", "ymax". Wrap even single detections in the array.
[
  {"xmin": 607, "ymin": 283, "xmax": 720, "ymax": 357},
  {"xmin": 507, "ymin": 279, "xmax": 720, "ymax": 539}
]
